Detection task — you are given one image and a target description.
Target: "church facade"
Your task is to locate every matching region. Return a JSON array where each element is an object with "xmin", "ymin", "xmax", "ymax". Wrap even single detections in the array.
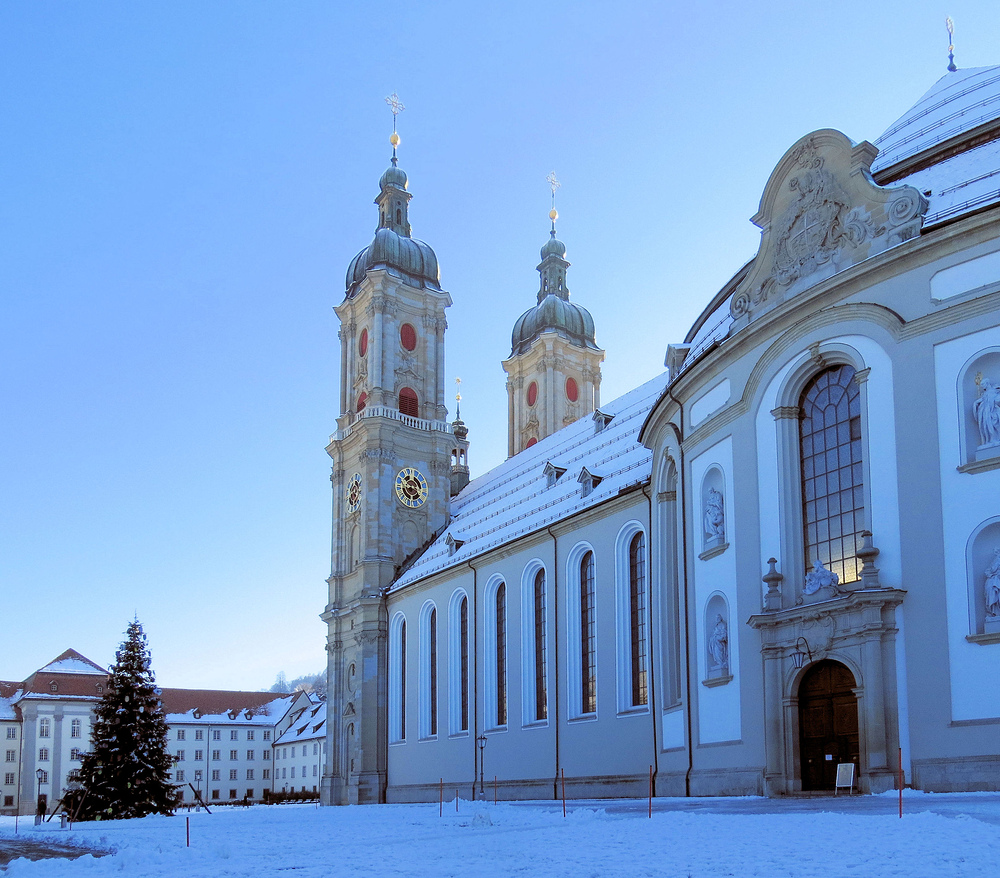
[{"xmin": 322, "ymin": 66, "xmax": 1000, "ymax": 805}]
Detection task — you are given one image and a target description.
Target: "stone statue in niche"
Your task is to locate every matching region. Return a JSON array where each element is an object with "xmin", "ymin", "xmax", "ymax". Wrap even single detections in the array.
[
  {"xmin": 985, "ymin": 548, "xmax": 1000, "ymax": 618},
  {"xmin": 972, "ymin": 376, "xmax": 1000, "ymax": 448},
  {"xmin": 704, "ymin": 487, "xmax": 726, "ymax": 545},
  {"xmin": 804, "ymin": 559, "xmax": 839, "ymax": 595},
  {"xmin": 708, "ymin": 614, "xmax": 729, "ymax": 671}
]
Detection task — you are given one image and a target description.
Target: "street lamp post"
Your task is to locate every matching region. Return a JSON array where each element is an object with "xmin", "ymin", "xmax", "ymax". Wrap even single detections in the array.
[
  {"xmin": 35, "ymin": 768, "xmax": 45, "ymax": 825},
  {"xmin": 476, "ymin": 735, "xmax": 487, "ymax": 799}
]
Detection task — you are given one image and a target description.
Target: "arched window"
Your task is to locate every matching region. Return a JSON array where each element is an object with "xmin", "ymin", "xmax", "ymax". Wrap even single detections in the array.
[
  {"xmin": 70, "ymin": 719, "xmax": 82, "ymax": 738},
  {"xmin": 581, "ymin": 551, "xmax": 597, "ymax": 714},
  {"xmin": 419, "ymin": 603, "xmax": 438, "ymax": 739},
  {"xmin": 389, "ymin": 614, "xmax": 407, "ymax": 743},
  {"xmin": 356, "ymin": 391, "xmax": 367, "ymax": 412},
  {"xmin": 399, "ymin": 387, "xmax": 418, "ymax": 417},
  {"xmin": 629, "ymin": 532, "xmax": 648, "ymax": 706},
  {"xmin": 496, "ymin": 583, "xmax": 507, "ymax": 726},
  {"xmin": 533, "ymin": 570, "xmax": 547, "ymax": 721},
  {"xmin": 447, "ymin": 591, "xmax": 470, "ymax": 733},
  {"xmin": 520, "ymin": 564, "xmax": 548, "ymax": 725},
  {"xmin": 484, "ymin": 577, "xmax": 507, "ymax": 729},
  {"xmin": 800, "ymin": 365, "xmax": 863, "ymax": 585}
]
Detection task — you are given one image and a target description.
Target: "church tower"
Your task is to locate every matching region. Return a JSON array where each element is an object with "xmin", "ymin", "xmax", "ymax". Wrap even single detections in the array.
[
  {"xmin": 502, "ymin": 180, "xmax": 604, "ymax": 456},
  {"xmin": 322, "ymin": 101, "xmax": 453, "ymax": 805}
]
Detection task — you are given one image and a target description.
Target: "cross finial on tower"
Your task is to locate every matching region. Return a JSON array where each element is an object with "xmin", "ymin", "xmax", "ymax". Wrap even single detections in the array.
[
  {"xmin": 946, "ymin": 17, "xmax": 957, "ymax": 72},
  {"xmin": 386, "ymin": 93, "xmax": 405, "ymax": 162},
  {"xmin": 455, "ymin": 377, "xmax": 462, "ymax": 418},
  {"xmin": 546, "ymin": 171, "xmax": 561, "ymax": 234}
]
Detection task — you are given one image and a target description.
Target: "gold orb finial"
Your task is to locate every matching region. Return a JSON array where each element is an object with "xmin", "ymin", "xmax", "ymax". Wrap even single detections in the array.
[
  {"xmin": 549, "ymin": 208, "xmax": 558, "ymax": 221},
  {"xmin": 390, "ymin": 131, "xmax": 400, "ymax": 148}
]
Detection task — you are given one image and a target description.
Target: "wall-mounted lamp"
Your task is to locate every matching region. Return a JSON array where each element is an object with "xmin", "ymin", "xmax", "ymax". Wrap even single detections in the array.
[{"xmin": 791, "ymin": 637, "xmax": 813, "ymax": 669}]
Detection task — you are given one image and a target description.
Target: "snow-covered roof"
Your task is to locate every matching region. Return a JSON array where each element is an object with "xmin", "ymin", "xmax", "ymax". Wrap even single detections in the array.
[
  {"xmin": 393, "ymin": 373, "xmax": 666, "ymax": 590},
  {"xmin": 273, "ymin": 703, "xmax": 326, "ymax": 746},
  {"xmin": 162, "ymin": 691, "xmax": 298, "ymax": 724},
  {"xmin": 0, "ymin": 682, "xmax": 23, "ymax": 720},
  {"xmin": 872, "ymin": 66, "xmax": 1000, "ymax": 174},
  {"xmin": 36, "ymin": 649, "xmax": 108, "ymax": 676}
]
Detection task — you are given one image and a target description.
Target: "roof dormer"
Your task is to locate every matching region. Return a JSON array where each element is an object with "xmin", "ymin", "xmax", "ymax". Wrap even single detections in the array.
[
  {"xmin": 593, "ymin": 409, "xmax": 614, "ymax": 433},
  {"xmin": 578, "ymin": 466, "xmax": 604, "ymax": 498},
  {"xmin": 543, "ymin": 461, "xmax": 567, "ymax": 487}
]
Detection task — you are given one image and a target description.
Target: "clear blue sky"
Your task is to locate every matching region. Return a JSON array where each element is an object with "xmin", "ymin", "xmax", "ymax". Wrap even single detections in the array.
[{"xmin": 3, "ymin": 2, "xmax": 996, "ymax": 689}]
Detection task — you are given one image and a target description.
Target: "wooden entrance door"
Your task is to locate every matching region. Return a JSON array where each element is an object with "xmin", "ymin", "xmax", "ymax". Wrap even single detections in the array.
[{"xmin": 798, "ymin": 660, "xmax": 859, "ymax": 791}]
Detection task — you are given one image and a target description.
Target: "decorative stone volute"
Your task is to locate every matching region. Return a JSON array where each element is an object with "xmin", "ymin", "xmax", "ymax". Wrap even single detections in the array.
[{"xmin": 730, "ymin": 129, "xmax": 928, "ymax": 326}]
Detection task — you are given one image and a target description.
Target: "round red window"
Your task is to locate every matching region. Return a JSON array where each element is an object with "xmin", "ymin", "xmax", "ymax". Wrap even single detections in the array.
[
  {"xmin": 359, "ymin": 328, "xmax": 368, "ymax": 357},
  {"xmin": 566, "ymin": 377, "xmax": 579, "ymax": 402},
  {"xmin": 527, "ymin": 381, "xmax": 538, "ymax": 407},
  {"xmin": 526, "ymin": 437, "xmax": 538, "ymax": 448},
  {"xmin": 400, "ymin": 323, "xmax": 417, "ymax": 351}
]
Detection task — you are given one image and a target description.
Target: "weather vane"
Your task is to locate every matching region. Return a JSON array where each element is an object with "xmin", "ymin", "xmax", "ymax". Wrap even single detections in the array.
[
  {"xmin": 385, "ymin": 93, "xmax": 405, "ymax": 161},
  {"xmin": 546, "ymin": 171, "xmax": 561, "ymax": 230},
  {"xmin": 946, "ymin": 17, "xmax": 957, "ymax": 72}
]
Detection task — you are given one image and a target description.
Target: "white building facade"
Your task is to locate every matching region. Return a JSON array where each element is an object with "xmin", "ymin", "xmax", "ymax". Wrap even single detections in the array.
[{"xmin": 1, "ymin": 649, "xmax": 316, "ymax": 816}]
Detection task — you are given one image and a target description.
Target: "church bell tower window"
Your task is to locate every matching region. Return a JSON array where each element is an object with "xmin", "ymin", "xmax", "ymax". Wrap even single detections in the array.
[
  {"xmin": 400, "ymin": 323, "xmax": 417, "ymax": 351},
  {"xmin": 527, "ymin": 382, "xmax": 538, "ymax": 407},
  {"xmin": 566, "ymin": 377, "xmax": 578, "ymax": 402},
  {"xmin": 359, "ymin": 328, "xmax": 368, "ymax": 357}
]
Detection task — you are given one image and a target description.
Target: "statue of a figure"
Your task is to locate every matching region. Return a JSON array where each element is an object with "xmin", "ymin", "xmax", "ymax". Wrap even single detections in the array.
[
  {"xmin": 704, "ymin": 488, "xmax": 725, "ymax": 541},
  {"xmin": 708, "ymin": 614, "xmax": 728, "ymax": 669},
  {"xmin": 985, "ymin": 548, "xmax": 1000, "ymax": 618},
  {"xmin": 804, "ymin": 559, "xmax": 839, "ymax": 595},
  {"xmin": 973, "ymin": 377, "xmax": 1000, "ymax": 447}
]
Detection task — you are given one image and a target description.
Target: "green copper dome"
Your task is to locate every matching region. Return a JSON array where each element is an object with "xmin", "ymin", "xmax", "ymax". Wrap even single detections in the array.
[{"xmin": 345, "ymin": 157, "xmax": 441, "ymax": 298}]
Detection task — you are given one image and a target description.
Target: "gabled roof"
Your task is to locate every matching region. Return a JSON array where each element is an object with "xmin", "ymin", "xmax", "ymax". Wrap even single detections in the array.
[
  {"xmin": 18, "ymin": 649, "xmax": 109, "ymax": 700},
  {"xmin": 37, "ymin": 649, "xmax": 108, "ymax": 676},
  {"xmin": 393, "ymin": 373, "xmax": 665, "ymax": 589},
  {"xmin": 274, "ymin": 702, "xmax": 327, "ymax": 746},
  {"xmin": 0, "ymin": 682, "xmax": 23, "ymax": 721}
]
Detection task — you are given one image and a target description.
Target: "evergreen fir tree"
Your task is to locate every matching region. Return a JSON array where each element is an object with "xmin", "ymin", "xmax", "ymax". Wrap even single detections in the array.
[{"xmin": 68, "ymin": 619, "xmax": 178, "ymax": 820}]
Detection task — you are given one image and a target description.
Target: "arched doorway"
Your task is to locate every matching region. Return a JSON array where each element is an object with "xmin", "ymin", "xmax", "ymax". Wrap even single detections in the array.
[{"xmin": 798, "ymin": 660, "xmax": 859, "ymax": 791}]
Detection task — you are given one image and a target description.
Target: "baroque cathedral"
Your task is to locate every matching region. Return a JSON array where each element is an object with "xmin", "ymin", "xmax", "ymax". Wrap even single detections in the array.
[{"xmin": 321, "ymin": 66, "xmax": 1000, "ymax": 805}]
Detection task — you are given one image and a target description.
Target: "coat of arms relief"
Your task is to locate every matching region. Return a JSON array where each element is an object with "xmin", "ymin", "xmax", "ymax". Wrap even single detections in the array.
[{"xmin": 730, "ymin": 130, "xmax": 928, "ymax": 323}]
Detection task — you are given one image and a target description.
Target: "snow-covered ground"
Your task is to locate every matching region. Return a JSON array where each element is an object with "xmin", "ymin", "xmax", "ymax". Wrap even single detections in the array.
[{"xmin": 2, "ymin": 792, "xmax": 998, "ymax": 877}]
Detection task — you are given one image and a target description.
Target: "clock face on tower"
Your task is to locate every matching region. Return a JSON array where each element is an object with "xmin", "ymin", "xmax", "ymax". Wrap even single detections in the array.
[
  {"xmin": 345, "ymin": 473, "xmax": 362, "ymax": 513},
  {"xmin": 394, "ymin": 467, "xmax": 428, "ymax": 508}
]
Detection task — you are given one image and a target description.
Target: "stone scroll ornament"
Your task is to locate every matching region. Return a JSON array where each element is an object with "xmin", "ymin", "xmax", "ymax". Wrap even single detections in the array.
[
  {"xmin": 708, "ymin": 614, "xmax": 729, "ymax": 671},
  {"xmin": 729, "ymin": 130, "xmax": 928, "ymax": 324},
  {"xmin": 973, "ymin": 376, "xmax": 1000, "ymax": 449},
  {"xmin": 704, "ymin": 487, "xmax": 725, "ymax": 542},
  {"xmin": 985, "ymin": 548, "xmax": 1000, "ymax": 618}
]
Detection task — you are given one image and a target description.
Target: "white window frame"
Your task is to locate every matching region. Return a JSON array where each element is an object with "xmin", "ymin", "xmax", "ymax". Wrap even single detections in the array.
[
  {"xmin": 565, "ymin": 541, "xmax": 598, "ymax": 720},
  {"xmin": 448, "ymin": 588, "xmax": 470, "ymax": 737},
  {"xmin": 520, "ymin": 560, "xmax": 549, "ymax": 728},
  {"xmin": 418, "ymin": 600, "xmax": 438, "ymax": 740},
  {"xmin": 483, "ymin": 574, "xmax": 508, "ymax": 731},
  {"xmin": 388, "ymin": 611, "xmax": 407, "ymax": 743},
  {"xmin": 615, "ymin": 521, "xmax": 650, "ymax": 715}
]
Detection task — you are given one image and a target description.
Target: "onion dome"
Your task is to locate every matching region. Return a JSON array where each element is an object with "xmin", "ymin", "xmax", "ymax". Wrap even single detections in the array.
[
  {"xmin": 510, "ymin": 211, "xmax": 598, "ymax": 356},
  {"xmin": 345, "ymin": 133, "xmax": 441, "ymax": 298}
]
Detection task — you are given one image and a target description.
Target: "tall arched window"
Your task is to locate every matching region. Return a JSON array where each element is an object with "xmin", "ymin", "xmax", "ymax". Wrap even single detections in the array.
[
  {"xmin": 399, "ymin": 387, "xmax": 419, "ymax": 417},
  {"xmin": 419, "ymin": 603, "xmax": 438, "ymax": 739},
  {"xmin": 629, "ymin": 532, "xmax": 648, "ymax": 707},
  {"xmin": 448, "ymin": 590, "xmax": 470, "ymax": 735},
  {"xmin": 580, "ymin": 551, "xmax": 597, "ymax": 714},
  {"xmin": 800, "ymin": 365, "xmax": 863, "ymax": 585},
  {"xmin": 389, "ymin": 614, "xmax": 407, "ymax": 743},
  {"xmin": 496, "ymin": 583, "xmax": 507, "ymax": 726},
  {"xmin": 533, "ymin": 570, "xmax": 547, "ymax": 721}
]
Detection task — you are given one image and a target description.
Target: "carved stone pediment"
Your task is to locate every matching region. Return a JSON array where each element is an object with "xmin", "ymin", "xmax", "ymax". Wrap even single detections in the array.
[{"xmin": 731, "ymin": 130, "xmax": 928, "ymax": 326}]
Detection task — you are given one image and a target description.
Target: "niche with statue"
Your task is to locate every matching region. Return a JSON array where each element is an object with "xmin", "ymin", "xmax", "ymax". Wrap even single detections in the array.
[
  {"xmin": 958, "ymin": 349, "xmax": 1000, "ymax": 471},
  {"xmin": 699, "ymin": 467, "xmax": 728, "ymax": 560},
  {"xmin": 967, "ymin": 518, "xmax": 1000, "ymax": 643},
  {"xmin": 703, "ymin": 593, "xmax": 732, "ymax": 686}
]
